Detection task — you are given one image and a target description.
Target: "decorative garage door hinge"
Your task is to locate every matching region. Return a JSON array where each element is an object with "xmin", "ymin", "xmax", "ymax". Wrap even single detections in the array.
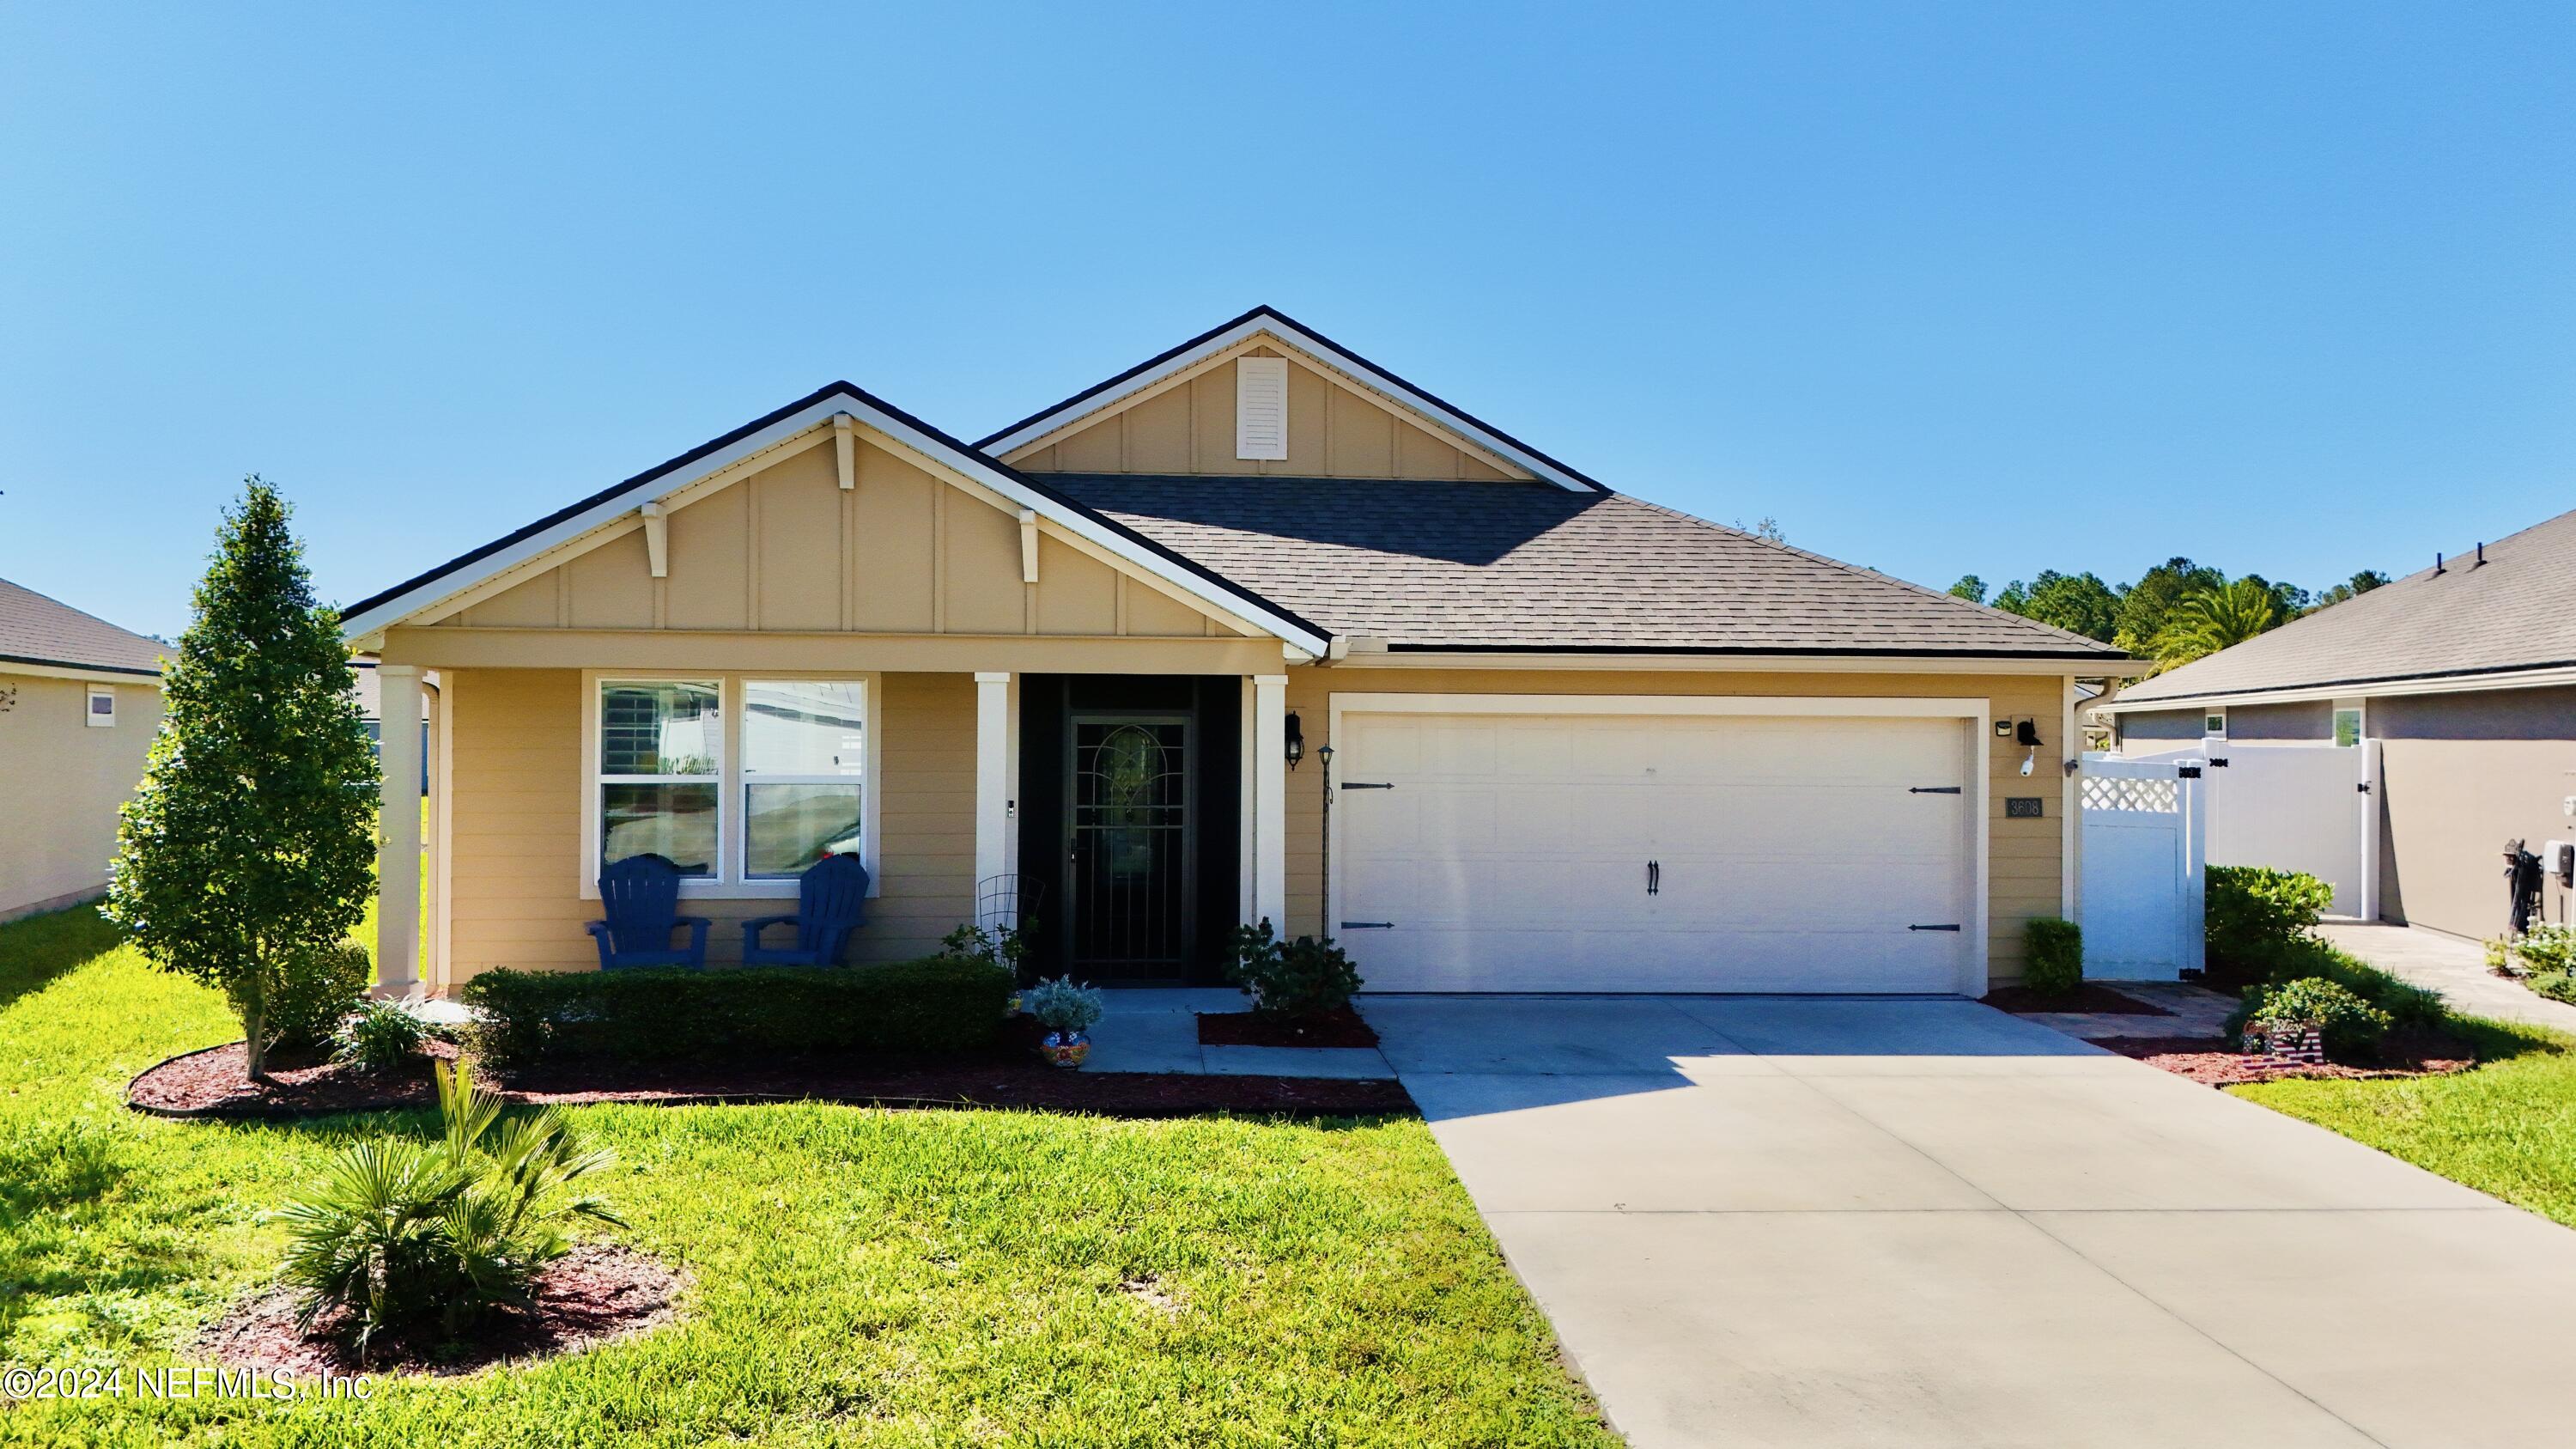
[
  {"xmin": 1339, "ymin": 921, "xmax": 1394, "ymax": 930},
  {"xmin": 1340, "ymin": 782, "xmax": 1395, "ymax": 790},
  {"xmin": 1908, "ymin": 923, "xmax": 1963, "ymax": 932},
  {"xmin": 1909, "ymin": 786, "xmax": 1961, "ymax": 795}
]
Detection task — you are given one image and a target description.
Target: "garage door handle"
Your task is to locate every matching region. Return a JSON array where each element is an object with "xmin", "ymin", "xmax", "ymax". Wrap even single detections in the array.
[
  {"xmin": 1646, "ymin": 860, "xmax": 1660, "ymax": 895},
  {"xmin": 1340, "ymin": 921, "xmax": 1394, "ymax": 930},
  {"xmin": 1909, "ymin": 923, "xmax": 1962, "ymax": 932}
]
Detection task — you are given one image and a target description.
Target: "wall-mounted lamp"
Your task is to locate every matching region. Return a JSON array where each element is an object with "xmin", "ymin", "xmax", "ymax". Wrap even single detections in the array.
[
  {"xmin": 1285, "ymin": 710, "xmax": 1304, "ymax": 770},
  {"xmin": 2014, "ymin": 718, "xmax": 2042, "ymax": 777}
]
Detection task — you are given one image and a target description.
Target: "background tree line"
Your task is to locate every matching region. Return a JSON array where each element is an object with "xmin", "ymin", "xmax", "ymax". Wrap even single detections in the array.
[{"xmin": 1947, "ymin": 559, "xmax": 2389, "ymax": 672}]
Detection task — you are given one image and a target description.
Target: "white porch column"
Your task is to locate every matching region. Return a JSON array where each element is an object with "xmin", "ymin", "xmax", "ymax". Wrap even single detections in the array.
[
  {"xmin": 974, "ymin": 672, "xmax": 1013, "ymax": 927},
  {"xmin": 374, "ymin": 664, "xmax": 423, "ymax": 999},
  {"xmin": 1252, "ymin": 673, "xmax": 1288, "ymax": 931}
]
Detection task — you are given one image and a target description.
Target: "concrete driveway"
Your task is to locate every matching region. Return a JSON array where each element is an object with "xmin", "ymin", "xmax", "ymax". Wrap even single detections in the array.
[{"xmin": 1361, "ymin": 994, "xmax": 2576, "ymax": 1449}]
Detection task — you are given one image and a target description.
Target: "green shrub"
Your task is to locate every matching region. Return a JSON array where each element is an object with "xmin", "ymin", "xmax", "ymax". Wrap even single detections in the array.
[
  {"xmin": 2023, "ymin": 917, "xmax": 2083, "ymax": 996},
  {"xmin": 333, "ymin": 1000, "xmax": 429, "ymax": 1073},
  {"xmin": 1022, "ymin": 976, "xmax": 1103, "ymax": 1038},
  {"xmin": 2529, "ymin": 971, "xmax": 2576, "ymax": 1007},
  {"xmin": 264, "ymin": 942, "xmax": 371, "ymax": 1050},
  {"xmin": 1229, "ymin": 918, "xmax": 1364, "ymax": 1020},
  {"xmin": 279, "ymin": 1059, "xmax": 620, "ymax": 1359},
  {"xmin": 2515, "ymin": 924, "xmax": 2576, "ymax": 975},
  {"xmin": 2205, "ymin": 865, "xmax": 2335, "ymax": 977},
  {"xmin": 2226, "ymin": 977, "xmax": 2391, "ymax": 1062},
  {"xmin": 2254, "ymin": 935, "xmax": 2444, "ymax": 1029},
  {"xmin": 940, "ymin": 922, "xmax": 1033, "ymax": 981},
  {"xmin": 460, "ymin": 956, "xmax": 1012, "ymax": 1070}
]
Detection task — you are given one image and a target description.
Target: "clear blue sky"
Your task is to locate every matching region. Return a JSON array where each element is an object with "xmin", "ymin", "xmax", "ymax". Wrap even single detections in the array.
[{"xmin": 5, "ymin": 3, "xmax": 2569, "ymax": 638}]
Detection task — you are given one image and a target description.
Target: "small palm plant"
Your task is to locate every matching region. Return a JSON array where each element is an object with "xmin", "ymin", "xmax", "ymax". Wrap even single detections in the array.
[{"xmin": 277, "ymin": 1058, "xmax": 621, "ymax": 1358}]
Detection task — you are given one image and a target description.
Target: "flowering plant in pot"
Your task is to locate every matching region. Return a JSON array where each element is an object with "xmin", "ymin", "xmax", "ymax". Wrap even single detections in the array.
[{"xmin": 1023, "ymin": 976, "xmax": 1103, "ymax": 1068}]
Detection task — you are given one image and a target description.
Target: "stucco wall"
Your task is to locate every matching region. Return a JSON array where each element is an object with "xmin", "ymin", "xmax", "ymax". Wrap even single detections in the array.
[
  {"xmin": 440, "ymin": 667, "xmax": 974, "ymax": 983},
  {"xmin": 2373, "ymin": 685, "xmax": 2576, "ymax": 939},
  {"xmin": 2115, "ymin": 708, "xmax": 2205, "ymax": 752},
  {"xmin": 0, "ymin": 672, "xmax": 163, "ymax": 920},
  {"xmin": 1281, "ymin": 667, "xmax": 2069, "ymax": 985}
]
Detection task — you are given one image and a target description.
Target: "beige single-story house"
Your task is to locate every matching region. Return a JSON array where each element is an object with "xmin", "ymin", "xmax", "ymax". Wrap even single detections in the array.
[
  {"xmin": 0, "ymin": 577, "xmax": 167, "ymax": 922},
  {"xmin": 2103, "ymin": 504, "xmax": 2576, "ymax": 941},
  {"xmin": 342, "ymin": 307, "xmax": 2134, "ymax": 999}
]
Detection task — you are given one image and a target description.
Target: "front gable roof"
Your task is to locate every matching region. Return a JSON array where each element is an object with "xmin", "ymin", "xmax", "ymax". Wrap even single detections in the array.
[
  {"xmin": 339, "ymin": 381, "xmax": 1331, "ymax": 653},
  {"xmin": 976, "ymin": 306, "xmax": 1607, "ymax": 494}
]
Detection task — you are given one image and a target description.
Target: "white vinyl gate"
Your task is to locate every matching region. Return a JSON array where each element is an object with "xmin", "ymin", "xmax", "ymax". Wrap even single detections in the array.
[
  {"xmin": 2202, "ymin": 741, "xmax": 2379, "ymax": 919},
  {"xmin": 2079, "ymin": 755, "xmax": 2205, "ymax": 979}
]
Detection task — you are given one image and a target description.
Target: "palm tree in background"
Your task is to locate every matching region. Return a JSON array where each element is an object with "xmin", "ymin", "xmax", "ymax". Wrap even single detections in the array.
[{"xmin": 2152, "ymin": 577, "xmax": 2281, "ymax": 670}]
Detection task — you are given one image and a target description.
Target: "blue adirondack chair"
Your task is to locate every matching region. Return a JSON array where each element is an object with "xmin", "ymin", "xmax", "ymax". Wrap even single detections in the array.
[
  {"xmin": 739, "ymin": 853, "xmax": 872, "ymax": 966},
  {"xmin": 587, "ymin": 854, "xmax": 712, "ymax": 969}
]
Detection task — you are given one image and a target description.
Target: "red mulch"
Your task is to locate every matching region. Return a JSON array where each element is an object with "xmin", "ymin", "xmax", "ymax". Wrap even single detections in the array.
[
  {"xmin": 129, "ymin": 1039, "xmax": 1413, "ymax": 1121},
  {"xmin": 196, "ymin": 1242, "xmax": 681, "ymax": 1378},
  {"xmin": 1197, "ymin": 1006, "xmax": 1380, "ymax": 1048},
  {"xmin": 2099, "ymin": 1026, "xmax": 2480, "ymax": 1087},
  {"xmin": 1980, "ymin": 983, "xmax": 2173, "ymax": 1016}
]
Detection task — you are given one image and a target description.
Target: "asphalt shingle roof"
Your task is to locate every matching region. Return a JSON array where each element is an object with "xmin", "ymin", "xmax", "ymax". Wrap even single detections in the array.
[
  {"xmin": 0, "ymin": 577, "xmax": 164, "ymax": 676},
  {"xmin": 1048, "ymin": 474, "xmax": 2128, "ymax": 659},
  {"xmin": 2117, "ymin": 504, "xmax": 2576, "ymax": 705}
]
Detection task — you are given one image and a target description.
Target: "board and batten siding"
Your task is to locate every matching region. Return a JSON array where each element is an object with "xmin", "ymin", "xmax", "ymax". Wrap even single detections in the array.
[
  {"xmin": 1006, "ymin": 344, "xmax": 1525, "ymax": 483},
  {"xmin": 441, "ymin": 667, "xmax": 975, "ymax": 984},
  {"xmin": 1282, "ymin": 668, "xmax": 2069, "ymax": 984},
  {"xmin": 431, "ymin": 433, "xmax": 1237, "ymax": 642}
]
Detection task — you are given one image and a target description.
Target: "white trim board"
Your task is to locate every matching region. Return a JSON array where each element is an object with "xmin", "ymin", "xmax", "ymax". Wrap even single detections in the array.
[
  {"xmin": 979, "ymin": 312, "xmax": 1599, "ymax": 494},
  {"xmin": 341, "ymin": 391, "xmax": 1329, "ymax": 656},
  {"xmin": 1322, "ymin": 691, "xmax": 1992, "ymax": 995}
]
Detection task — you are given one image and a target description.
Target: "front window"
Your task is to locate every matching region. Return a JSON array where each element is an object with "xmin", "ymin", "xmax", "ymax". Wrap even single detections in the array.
[
  {"xmin": 741, "ymin": 680, "xmax": 866, "ymax": 879},
  {"xmin": 598, "ymin": 680, "xmax": 720, "ymax": 877}
]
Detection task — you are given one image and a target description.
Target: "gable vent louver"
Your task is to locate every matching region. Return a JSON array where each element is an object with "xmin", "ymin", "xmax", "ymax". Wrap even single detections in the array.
[{"xmin": 1235, "ymin": 356, "xmax": 1289, "ymax": 460}]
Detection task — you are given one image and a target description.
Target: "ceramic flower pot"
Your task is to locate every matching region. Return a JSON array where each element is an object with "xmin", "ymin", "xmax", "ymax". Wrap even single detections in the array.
[{"xmin": 1041, "ymin": 1031, "xmax": 1091, "ymax": 1068}]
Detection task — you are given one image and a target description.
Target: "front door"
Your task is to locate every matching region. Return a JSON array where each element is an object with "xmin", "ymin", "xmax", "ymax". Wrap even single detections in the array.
[{"xmin": 1066, "ymin": 715, "xmax": 1194, "ymax": 977}]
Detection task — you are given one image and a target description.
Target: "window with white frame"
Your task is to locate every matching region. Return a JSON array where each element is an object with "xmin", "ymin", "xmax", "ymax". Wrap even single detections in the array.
[
  {"xmin": 741, "ymin": 680, "xmax": 866, "ymax": 879},
  {"xmin": 2332, "ymin": 699, "xmax": 2364, "ymax": 748},
  {"xmin": 2203, "ymin": 709, "xmax": 2226, "ymax": 739},
  {"xmin": 86, "ymin": 685, "xmax": 115, "ymax": 727},
  {"xmin": 597, "ymin": 680, "xmax": 721, "ymax": 877},
  {"xmin": 588, "ymin": 676, "xmax": 872, "ymax": 892}
]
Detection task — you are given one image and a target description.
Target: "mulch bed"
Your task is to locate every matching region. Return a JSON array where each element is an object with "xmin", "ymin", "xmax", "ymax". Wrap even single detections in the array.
[
  {"xmin": 197, "ymin": 1242, "xmax": 682, "ymax": 1378},
  {"xmin": 1197, "ymin": 1005, "xmax": 1380, "ymax": 1048},
  {"xmin": 129, "ymin": 1039, "xmax": 1413, "ymax": 1122},
  {"xmin": 1980, "ymin": 983, "xmax": 2173, "ymax": 1016},
  {"xmin": 2099, "ymin": 1026, "xmax": 2480, "ymax": 1087}
]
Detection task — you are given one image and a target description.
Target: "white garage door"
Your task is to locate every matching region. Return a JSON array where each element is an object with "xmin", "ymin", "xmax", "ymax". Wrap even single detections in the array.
[{"xmin": 1334, "ymin": 707, "xmax": 1976, "ymax": 993}]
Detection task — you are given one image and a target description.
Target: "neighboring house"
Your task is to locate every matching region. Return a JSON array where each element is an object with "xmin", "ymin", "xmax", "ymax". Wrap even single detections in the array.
[
  {"xmin": 0, "ymin": 577, "xmax": 166, "ymax": 922},
  {"xmin": 340, "ymin": 307, "xmax": 2134, "ymax": 1000},
  {"xmin": 2103, "ymin": 504, "xmax": 2576, "ymax": 940},
  {"xmin": 349, "ymin": 655, "xmax": 430, "ymax": 793}
]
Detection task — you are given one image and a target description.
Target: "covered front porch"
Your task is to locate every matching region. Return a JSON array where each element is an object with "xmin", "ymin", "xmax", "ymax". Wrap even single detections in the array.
[{"xmin": 368, "ymin": 640, "xmax": 1299, "ymax": 999}]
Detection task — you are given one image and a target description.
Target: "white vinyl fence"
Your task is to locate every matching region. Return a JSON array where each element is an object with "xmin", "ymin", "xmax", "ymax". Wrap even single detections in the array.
[
  {"xmin": 2079, "ymin": 755, "xmax": 2206, "ymax": 979},
  {"xmin": 2202, "ymin": 740, "xmax": 2379, "ymax": 920}
]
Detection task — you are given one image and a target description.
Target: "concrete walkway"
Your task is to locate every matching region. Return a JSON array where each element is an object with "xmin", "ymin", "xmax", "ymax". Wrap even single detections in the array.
[
  {"xmin": 1363, "ymin": 993, "xmax": 2576, "ymax": 1448},
  {"xmin": 2318, "ymin": 921, "xmax": 2576, "ymax": 1034},
  {"xmin": 1082, "ymin": 988, "xmax": 1394, "ymax": 1079}
]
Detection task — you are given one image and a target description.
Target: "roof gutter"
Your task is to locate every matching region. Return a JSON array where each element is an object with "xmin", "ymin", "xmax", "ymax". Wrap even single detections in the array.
[{"xmin": 2102, "ymin": 658, "xmax": 2576, "ymax": 713}]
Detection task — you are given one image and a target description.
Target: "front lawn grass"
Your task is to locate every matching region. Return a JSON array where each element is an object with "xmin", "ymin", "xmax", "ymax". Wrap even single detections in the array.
[
  {"xmin": 2233, "ymin": 1015, "xmax": 2576, "ymax": 1227},
  {"xmin": 0, "ymin": 905, "xmax": 1615, "ymax": 1447}
]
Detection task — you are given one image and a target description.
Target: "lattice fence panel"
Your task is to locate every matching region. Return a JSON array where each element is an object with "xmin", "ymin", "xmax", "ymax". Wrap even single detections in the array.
[{"xmin": 2081, "ymin": 776, "xmax": 2178, "ymax": 814}]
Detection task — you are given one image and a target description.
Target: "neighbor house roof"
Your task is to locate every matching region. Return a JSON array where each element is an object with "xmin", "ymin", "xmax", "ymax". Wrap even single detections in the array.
[
  {"xmin": 2112, "ymin": 503, "xmax": 2576, "ymax": 708},
  {"xmin": 0, "ymin": 577, "xmax": 165, "ymax": 678},
  {"xmin": 1051, "ymin": 474, "xmax": 2131, "ymax": 659}
]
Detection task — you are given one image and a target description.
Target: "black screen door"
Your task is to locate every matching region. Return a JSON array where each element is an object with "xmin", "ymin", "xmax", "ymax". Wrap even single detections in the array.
[{"xmin": 1067, "ymin": 715, "xmax": 1194, "ymax": 975}]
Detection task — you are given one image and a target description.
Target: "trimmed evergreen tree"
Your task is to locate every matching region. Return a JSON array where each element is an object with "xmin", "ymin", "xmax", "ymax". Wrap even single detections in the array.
[{"xmin": 108, "ymin": 478, "xmax": 380, "ymax": 1079}]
